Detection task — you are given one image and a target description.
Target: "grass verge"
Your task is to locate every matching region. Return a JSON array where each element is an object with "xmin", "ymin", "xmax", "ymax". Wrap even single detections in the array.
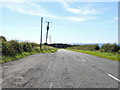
[
  {"xmin": 66, "ymin": 49, "xmax": 120, "ymax": 62},
  {"xmin": 1, "ymin": 47, "xmax": 58, "ymax": 64}
]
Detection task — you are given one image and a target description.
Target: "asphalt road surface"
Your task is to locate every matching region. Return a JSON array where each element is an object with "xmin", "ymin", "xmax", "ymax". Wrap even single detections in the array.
[{"xmin": 2, "ymin": 49, "xmax": 119, "ymax": 88}]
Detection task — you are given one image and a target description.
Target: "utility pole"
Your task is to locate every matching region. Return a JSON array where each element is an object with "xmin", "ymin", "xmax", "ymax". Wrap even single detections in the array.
[
  {"xmin": 45, "ymin": 21, "xmax": 51, "ymax": 45},
  {"xmin": 49, "ymin": 36, "xmax": 51, "ymax": 44},
  {"xmin": 40, "ymin": 17, "xmax": 43, "ymax": 52}
]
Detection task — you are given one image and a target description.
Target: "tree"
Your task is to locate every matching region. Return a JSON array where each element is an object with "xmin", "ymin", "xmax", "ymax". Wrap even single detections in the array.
[{"xmin": 95, "ymin": 44, "xmax": 100, "ymax": 50}]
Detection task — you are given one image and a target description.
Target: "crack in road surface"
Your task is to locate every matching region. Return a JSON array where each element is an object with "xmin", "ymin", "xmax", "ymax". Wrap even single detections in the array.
[{"xmin": 2, "ymin": 49, "xmax": 119, "ymax": 88}]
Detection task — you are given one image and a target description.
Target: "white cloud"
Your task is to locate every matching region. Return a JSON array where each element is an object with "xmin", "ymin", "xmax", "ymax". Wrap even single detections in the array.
[
  {"xmin": 66, "ymin": 8, "xmax": 81, "ymax": 14},
  {"xmin": 66, "ymin": 16, "xmax": 96, "ymax": 22},
  {"xmin": 114, "ymin": 17, "xmax": 120, "ymax": 20},
  {"xmin": 1, "ymin": 2, "xmax": 58, "ymax": 18},
  {"xmin": 66, "ymin": 7, "xmax": 99, "ymax": 15},
  {"xmin": 61, "ymin": 1, "xmax": 104, "ymax": 15},
  {"xmin": 1, "ymin": 2, "xmax": 96, "ymax": 22},
  {"xmin": 109, "ymin": 17, "xmax": 119, "ymax": 23}
]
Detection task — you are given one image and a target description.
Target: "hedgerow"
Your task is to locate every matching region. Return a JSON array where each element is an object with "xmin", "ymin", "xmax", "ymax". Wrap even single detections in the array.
[
  {"xmin": 101, "ymin": 43, "xmax": 119, "ymax": 53},
  {"xmin": 1, "ymin": 36, "xmax": 39, "ymax": 56},
  {"xmin": 67, "ymin": 44, "xmax": 100, "ymax": 51}
]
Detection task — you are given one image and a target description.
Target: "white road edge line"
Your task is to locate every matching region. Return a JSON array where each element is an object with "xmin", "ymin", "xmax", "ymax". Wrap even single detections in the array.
[
  {"xmin": 82, "ymin": 59, "xmax": 85, "ymax": 62},
  {"xmin": 108, "ymin": 74, "xmax": 120, "ymax": 82}
]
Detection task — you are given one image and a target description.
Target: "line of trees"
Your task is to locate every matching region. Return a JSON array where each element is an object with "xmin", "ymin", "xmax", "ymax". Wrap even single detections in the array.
[
  {"xmin": 67, "ymin": 44, "xmax": 100, "ymax": 51},
  {"xmin": 1, "ymin": 36, "xmax": 40, "ymax": 56}
]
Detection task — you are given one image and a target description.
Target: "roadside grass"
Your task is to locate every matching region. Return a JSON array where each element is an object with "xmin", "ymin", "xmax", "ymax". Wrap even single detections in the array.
[
  {"xmin": 66, "ymin": 49, "xmax": 120, "ymax": 62},
  {"xmin": 1, "ymin": 46, "xmax": 58, "ymax": 64}
]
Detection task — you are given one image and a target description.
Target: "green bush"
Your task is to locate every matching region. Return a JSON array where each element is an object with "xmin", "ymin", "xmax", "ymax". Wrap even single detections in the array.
[
  {"xmin": 118, "ymin": 50, "xmax": 120, "ymax": 54},
  {"xmin": 2, "ymin": 41, "xmax": 15, "ymax": 56},
  {"xmin": 101, "ymin": 43, "xmax": 119, "ymax": 53},
  {"xmin": 30, "ymin": 42, "xmax": 39, "ymax": 48},
  {"xmin": 0, "ymin": 36, "xmax": 7, "ymax": 42},
  {"xmin": 32, "ymin": 47, "xmax": 40, "ymax": 52},
  {"xmin": 95, "ymin": 44, "xmax": 100, "ymax": 50},
  {"xmin": 9, "ymin": 40, "xmax": 23, "ymax": 54},
  {"xmin": 2, "ymin": 39, "xmax": 33, "ymax": 56},
  {"xmin": 22, "ymin": 42, "xmax": 32, "ymax": 52}
]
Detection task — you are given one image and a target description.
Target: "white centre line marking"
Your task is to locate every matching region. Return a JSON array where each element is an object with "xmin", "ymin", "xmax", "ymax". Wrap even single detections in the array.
[
  {"xmin": 50, "ymin": 82, "xmax": 53, "ymax": 88},
  {"xmin": 48, "ymin": 60, "xmax": 52, "ymax": 70},
  {"xmin": 49, "ymin": 67, "xmax": 55, "ymax": 88},
  {"xmin": 108, "ymin": 74, "xmax": 120, "ymax": 82},
  {"xmin": 82, "ymin": 59, "xmax": 85, "ymax": 62}
]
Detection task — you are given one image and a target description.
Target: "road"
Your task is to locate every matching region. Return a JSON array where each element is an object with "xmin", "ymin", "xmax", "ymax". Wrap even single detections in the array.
[{"xmin": 2, "ymin": 49, "xmax": 119, "ymax": 88}]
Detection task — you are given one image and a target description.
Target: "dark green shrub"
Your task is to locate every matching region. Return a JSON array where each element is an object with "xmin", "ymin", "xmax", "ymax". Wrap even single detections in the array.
[
  {"xmin": 2, "ymin": 41, "xmax": 15, "ymax": 56},
  {"xmin": 22, "ymin": 42, "xmax": 32, "ymax": 52},
  {"xmin": 111, "ymin": 43, "xmax": 119, "ymax": 52},
  {"xmin": 0, "ymin": 36, "xmax": 7, "ymax": 42},
  {"xmin": 118, "ymin": 50, "xmax": 120, "ymax": 54},
  {"xmin": 30, "ymin": 42, "xmax": 40, "ymax": 48},
  {"xmin": 101, "ymin": 43, "xmax": 119, "ymax": 53},
  {"xmin": 9, "ymin": 40, "xmax": 23, "ymax": 54},
  {"xmin": 95, "ymin": 44, "xmax": 100, "ymax": 50},
  {"xmin": 2, "ymin": 37, "xmax": 41, "ymax": 57},
  {"xmin": 33, "ymin": 47, "xmax": 40, "ymax": 52}
]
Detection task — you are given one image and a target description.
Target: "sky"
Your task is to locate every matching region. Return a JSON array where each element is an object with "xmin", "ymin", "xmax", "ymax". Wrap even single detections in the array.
[{"xmin": 0, "ymin": 1, "xmax": 119, "ymax": 44}]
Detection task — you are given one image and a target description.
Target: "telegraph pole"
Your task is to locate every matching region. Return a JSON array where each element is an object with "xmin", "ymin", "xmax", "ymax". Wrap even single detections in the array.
[
  {"xmin": 49, "ymin": 36, "xmax": 51, "ymax": 44},
  {"xmin": 40, "ymin": 17, "xmax": 43, "ymax": 52},
  {"xmin": 45, "ymin": 21, "xmax": 51, "ymax": 45}
]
